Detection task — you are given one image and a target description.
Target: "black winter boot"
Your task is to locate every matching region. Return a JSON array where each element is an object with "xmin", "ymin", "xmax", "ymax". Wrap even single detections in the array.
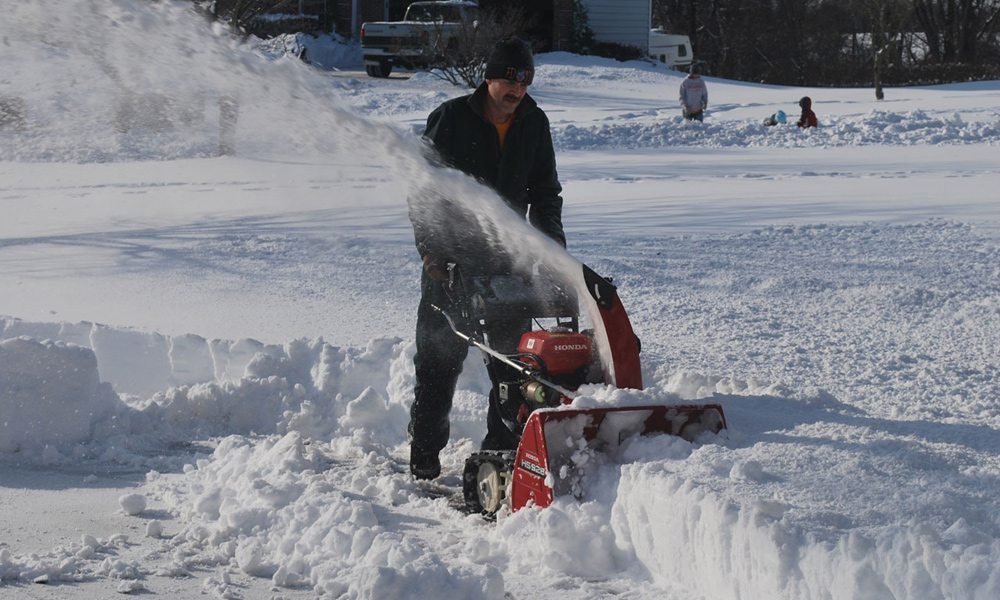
[{"xmin": 409, "ymin": 446, "xmax": 441, "ymax": 480}]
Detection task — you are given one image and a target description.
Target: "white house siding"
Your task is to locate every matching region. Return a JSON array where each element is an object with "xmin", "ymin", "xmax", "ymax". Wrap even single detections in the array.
[{"xmin": 582, "ymin": 0, "xmax": 650, "ymax": 50}]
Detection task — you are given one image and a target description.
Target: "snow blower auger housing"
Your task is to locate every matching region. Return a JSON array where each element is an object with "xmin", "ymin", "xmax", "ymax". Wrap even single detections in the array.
[{"xmin": 433, "ymin": 263, "xmax": 726, "ymax": 518}]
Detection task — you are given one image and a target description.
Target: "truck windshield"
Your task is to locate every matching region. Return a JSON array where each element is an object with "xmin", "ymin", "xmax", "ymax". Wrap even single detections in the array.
[{"xmin": 406, "ymin": 5, "xmax": 463, "ymax": 22}]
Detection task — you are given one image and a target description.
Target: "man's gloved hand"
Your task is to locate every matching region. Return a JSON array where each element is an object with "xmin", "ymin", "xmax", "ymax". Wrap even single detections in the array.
[{"xmin": 422, "ymin": 254, "xmax": 450, "ymax": 282}]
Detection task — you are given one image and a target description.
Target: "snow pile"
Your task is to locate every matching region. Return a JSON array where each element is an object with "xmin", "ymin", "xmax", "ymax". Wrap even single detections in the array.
[
  {"xmin": 0, "ymin": 337, "xmax": 120, "ymax": 456},
  {"xmin": 0, "ymin": 533, "xmax": 136, "ymax": 585},
  {"xmin": 4, "ymin": 328, "xmax": 996, "ymax": 598},
  {"xmin": 147, "ymin": 432, "xmax": 502, "ymax": 599},
  {"xmin": 614, "ymin": 461, "xmax": 997, "ymax": 599},
  {"xmin": 0, "ymin": 317, "xmax": 300, "ymax": 396},
  {"xmin": 252, "ymin": 32, "xmax": 362, "ymax": 70},
  {"xmin": 608, "ymin": 399, "xmax": 1000, "ymax": 599},
  {"xmin": 551, "ymin": 109, "xmax": 1000, "ymax": 150},
  {"xmin": 147, "ymin": 336, "xmax": 413, "ymax": 444},
  {"xmin": 0, "ymin": 324, "xmax": 418, "ymax": 464}
]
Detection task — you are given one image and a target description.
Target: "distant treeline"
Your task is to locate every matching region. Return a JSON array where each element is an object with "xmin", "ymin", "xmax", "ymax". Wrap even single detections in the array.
[{"xmin": 652, "ymin": 0, "xmax": 1000, "ymax": 86}]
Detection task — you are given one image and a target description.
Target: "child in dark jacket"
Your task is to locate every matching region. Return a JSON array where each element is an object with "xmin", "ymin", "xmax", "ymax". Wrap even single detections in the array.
[{"xmin": 797, "ymin": 96, "xmax": 818, "ymax": 128}]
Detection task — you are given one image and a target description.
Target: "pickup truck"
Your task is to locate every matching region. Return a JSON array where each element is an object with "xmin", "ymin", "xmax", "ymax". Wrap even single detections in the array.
[{"xmin": 360, "ymin": 1, "xmax": 479, "ymax": 78}]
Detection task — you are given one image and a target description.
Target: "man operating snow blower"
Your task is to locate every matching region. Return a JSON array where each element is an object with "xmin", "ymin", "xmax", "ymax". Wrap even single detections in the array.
[{"xmin": 406, "ymin": 38, "xmax": 565, "ymax": 480}]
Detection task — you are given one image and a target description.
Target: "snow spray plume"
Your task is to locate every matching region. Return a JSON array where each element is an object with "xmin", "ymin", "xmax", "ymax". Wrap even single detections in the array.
[
  {"xmin": 1, "ymin": 0, "xmax": 617, "ymax": 381},
  {"xmin": 406, "ymin": 170, "xmax": 619, "ymax": 381},
  {"xmin": 1, "ymin": 0, "xmax": 385, "ymax": 162}
]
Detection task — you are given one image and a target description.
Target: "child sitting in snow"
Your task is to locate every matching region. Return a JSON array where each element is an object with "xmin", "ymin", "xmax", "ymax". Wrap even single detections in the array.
[
  {"xmin": 797, "ymin": 96, "xmax": 818, "ymax": 128},
  {"xmin": 764, "ymin": 110, "xmax": 787, "ymax": 126}
]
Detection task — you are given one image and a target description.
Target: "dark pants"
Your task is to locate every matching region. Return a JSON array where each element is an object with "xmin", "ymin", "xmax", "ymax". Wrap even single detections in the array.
[
  {"xmin": 409, "ymin": 271, "xmax": 527, "ymax": 455},
  {"xmin": 684, "ymin": 109, "xmax": 704, "ymax": 122}
]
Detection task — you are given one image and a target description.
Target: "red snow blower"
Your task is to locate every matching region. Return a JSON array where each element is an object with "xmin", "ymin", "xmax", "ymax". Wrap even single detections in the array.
[{"xmin": 434, "ymin": 263, "xmax": 726, "ymax": 518}]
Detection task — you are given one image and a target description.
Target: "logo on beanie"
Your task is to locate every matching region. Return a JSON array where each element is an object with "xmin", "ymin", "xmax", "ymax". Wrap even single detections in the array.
[{"xmin": 503, "ymin": 67, "xmax": 533, "ymax": 85}]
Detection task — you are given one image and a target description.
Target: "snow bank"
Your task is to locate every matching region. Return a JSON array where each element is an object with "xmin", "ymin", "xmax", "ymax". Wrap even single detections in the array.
[
  {"xmin": 551, "ymin": 109, "xmax": 1000, "ymax": 151},
  {"xmin": 0, "ymin": 337, "xmax": 120, "ymax": 455},
  {"xmin": 0, "ymin": 317, "xmax": 309, "ymax": 396},
  {"xmin": 252, "ymin": 32, "xmax": 362, "ymax": 70},
  {"xmin": 0, "ymin": 319, "xmax": 417, "ymax": 464},
  {"xmin": 613, "ymin": 462, "xmax": 999, "ymax": 599},
  {"xmin": 0, "ymin": 315, "xmax": 404, "ymax": 394},
  {"xmin": 458, "ymin": 375, "xmax": 998, "ymax": 600}
]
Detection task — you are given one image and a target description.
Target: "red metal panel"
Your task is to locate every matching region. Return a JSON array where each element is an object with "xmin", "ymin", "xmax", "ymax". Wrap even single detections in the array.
[
  {"xmin": 510, "ymin": 412, "xmax": 554, "ymax": 511},
  {"xmin": 582, "ymin": 264, "xmax": 643, "ymax": 389},
  {"xmin": 599, "ymin": 291, "xmax": 643, "ymax": 389},
  {"xmin": 509, "ymin": 404, "xmax": 727, "ymax": 512}
]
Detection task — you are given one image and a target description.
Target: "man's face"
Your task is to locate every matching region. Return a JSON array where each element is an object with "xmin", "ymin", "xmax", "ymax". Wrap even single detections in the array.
[{"xmin": 485, "ymin": 78, "xmax": 529, "ymax": 117}]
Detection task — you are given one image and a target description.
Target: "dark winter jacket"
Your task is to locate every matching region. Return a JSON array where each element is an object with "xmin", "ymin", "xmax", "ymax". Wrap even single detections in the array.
[
  {"xmin": 410, "ymin": 83, "xmax": 564, "ymax": 268},
  {"xmin": 797, "ymin": 97, "xmax": 818, "ymax": 128},
  {"xmin": 797, "ymin": 108, "xmax": 818, "ymax": 128}
]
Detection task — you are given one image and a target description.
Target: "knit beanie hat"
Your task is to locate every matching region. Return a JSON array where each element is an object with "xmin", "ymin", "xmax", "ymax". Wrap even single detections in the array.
[{"xmin": 484, "ymin": 38, "xmax": 534, "ymax": 85}]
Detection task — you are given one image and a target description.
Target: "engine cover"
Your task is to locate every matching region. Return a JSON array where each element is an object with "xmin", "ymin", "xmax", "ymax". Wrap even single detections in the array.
[{"xmin": 518, "ymin": 331, "xmax": 593, "ymax": 376}]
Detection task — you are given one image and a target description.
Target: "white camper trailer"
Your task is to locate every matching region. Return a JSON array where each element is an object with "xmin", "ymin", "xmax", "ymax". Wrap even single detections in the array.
[{"xmin": 649, "ymin": 29, "xmax": 693, "ymax": 69}]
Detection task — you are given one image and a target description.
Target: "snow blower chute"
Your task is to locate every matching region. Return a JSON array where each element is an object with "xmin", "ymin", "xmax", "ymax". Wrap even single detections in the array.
[{"xmin": 433, "ymin": 263, "xmax": 726, "ymax": 518}]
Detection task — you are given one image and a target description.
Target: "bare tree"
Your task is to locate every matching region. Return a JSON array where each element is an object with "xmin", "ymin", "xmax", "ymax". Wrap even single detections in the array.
[
  {"xmin": 852, "ymin": 0, "xmax": 913, "ymax": 99},
  {"xmin": 912, "ymin": 0, "xmax": 1000, "ymax": 63},
  {"xmin": 423, "ymin": 6, "xmax": 529, "ymax": 88},
  {"xmin": 198, "ymin": 0, "xmax": 298, "ymax": 33},
  {"xmin": 654, "ymin": 0, "xmax": 999, "ymax": 84}
]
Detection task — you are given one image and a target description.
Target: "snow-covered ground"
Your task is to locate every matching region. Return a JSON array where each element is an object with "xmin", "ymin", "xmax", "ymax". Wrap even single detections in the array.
[{"xmin": 1, "ymin": 2, "xmax": 998, "ymax": 599}]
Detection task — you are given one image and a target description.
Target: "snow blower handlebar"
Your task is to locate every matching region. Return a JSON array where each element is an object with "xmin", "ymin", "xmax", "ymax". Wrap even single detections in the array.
[{"xmin": 430, "ymin": 304, "xmax": 579, "ymax": 400}]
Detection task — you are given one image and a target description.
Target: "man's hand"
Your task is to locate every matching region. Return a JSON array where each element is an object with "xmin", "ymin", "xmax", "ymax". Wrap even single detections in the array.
[{"xmin": 422, "ymin": 254, "xmax": 450, "ymax": 282}]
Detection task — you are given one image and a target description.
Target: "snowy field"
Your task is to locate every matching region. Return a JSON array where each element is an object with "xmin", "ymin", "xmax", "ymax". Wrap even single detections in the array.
[{"xmin": 1, "ymin": 2, "xmax": 998, "ymax": 599}]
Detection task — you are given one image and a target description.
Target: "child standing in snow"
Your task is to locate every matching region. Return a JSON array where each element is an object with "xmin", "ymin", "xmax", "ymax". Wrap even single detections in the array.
[{"xmin": 679, "ymin": 64, "xmax": 708, "ymax": 121}]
